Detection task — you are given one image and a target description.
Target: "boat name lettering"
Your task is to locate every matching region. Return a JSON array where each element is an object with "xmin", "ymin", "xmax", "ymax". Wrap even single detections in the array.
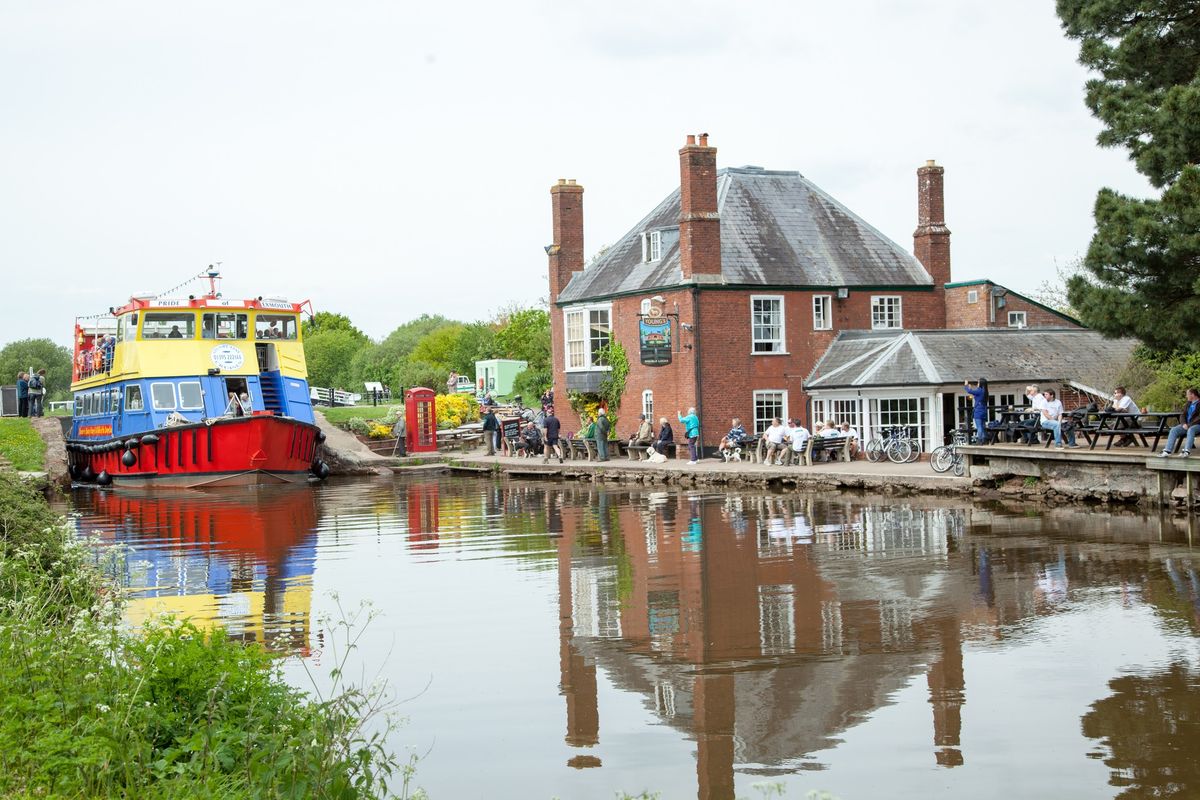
[
  {"xmin": 211, "ymin": 344, "xmax": 245, "ymax": 371},
  {"xmin": 211, "ymin": 299, "xmax": 245, "ymax": 307},
  {"xmin": 155, "ymin": 299, "xmax": 187, "ymax": 307},
  {"xmin": 79, "ymin": 424, "xmax": 113, "ymax": 437},
  {"xmin": 259, "ymin": 300, "xmax": 293, "ymax": 310}
]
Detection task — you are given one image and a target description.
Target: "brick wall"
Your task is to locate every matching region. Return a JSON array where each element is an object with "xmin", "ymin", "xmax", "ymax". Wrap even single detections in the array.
[{"xmin": 944, "ymin": 284, "xmax": 1080, "ymax": 329}]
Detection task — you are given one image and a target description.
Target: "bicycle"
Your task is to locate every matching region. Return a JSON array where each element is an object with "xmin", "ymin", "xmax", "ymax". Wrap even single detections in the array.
[
  {"xmin": 931, "ymin": 427, "xmax": 970, "ymax": 476},
  {"xmin": 865, "ymin": 425, "xmax": 920, "ymax": 464}
]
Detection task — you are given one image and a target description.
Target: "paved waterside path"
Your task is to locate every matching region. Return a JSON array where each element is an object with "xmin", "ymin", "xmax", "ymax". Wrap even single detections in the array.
[{"xmin": 449, "ymin": 451, "xmax": 972, "ymax": 494}]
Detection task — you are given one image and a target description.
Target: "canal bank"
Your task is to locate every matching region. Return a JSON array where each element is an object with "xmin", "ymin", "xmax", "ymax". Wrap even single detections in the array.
[{"xmin": 447, "ymin": 444, "xmax": 1200, "ymax": 510}]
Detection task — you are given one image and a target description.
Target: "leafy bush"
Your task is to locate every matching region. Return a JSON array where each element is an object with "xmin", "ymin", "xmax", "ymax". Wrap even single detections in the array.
[
  {"xmin": 0, "ymin": 470, "xmax": 410, "ymax": 799},
  {"xmin": 435, "ymin": 393, "xmax": 479, "ymax": 429}
]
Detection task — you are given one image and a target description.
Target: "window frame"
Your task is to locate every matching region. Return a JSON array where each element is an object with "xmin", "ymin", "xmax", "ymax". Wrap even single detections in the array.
[
  {"xmin": 812, "ymin": 295, "xmax": 832, "ymax": 331},
  {"xmin": 254, "ymin": 313, "xmax": 298, "ymax": 341},
  {"xmin": 870, "ymin": 295, "xmax": 903, "ymax": 330},
  {"xmin": 202, "ymin": 312, "xmax": 248, "ymax": 340},
  {"xmin": 966, "ymin": 290, "xmax": 979, "ymax": 304},
  {"xmin": 642, "ymin": 230, "xmax": 662, "ymax": 263},
  {"xmin": 752, "ymin": 389, "xmax": 788, "ymax": 435},
  {"xmin": 150, "ymin": 382, "xmax": 177, "ymax": 411},
  {"xmin": 177, "ymin": 381, "xmax": 204, "ymax": 410},
  {"xmin": 141, "ymin": 312, "xmax": 197, "ymax": 340},
  {"xmin": 124, "ymin": 385, "xmax": 144, "ymax": 412},
  {"xmin": 563, "ymin": 303, "xmax": 612, "ymax": 372},
  {"xmin": 751, "ymin": 295, "xmax": 787, "ymax": 354},
  {"xmin": 1007, "ymin": 311, "xmax": 1027, "ymax": 328},
  {"xmin": 642, "ymin": 389, "xmax": 654, "ymax": 420}
]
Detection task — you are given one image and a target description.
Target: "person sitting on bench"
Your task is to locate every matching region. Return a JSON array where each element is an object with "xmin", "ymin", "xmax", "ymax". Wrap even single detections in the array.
[
  {"xmin": 1158, "ymin": 387, "xmax": 1200, "ymax": 457},
  {"xmin": 763, "ymin": 418, "xmax": 788, "ymax": 465},
  {"xmin": 1039, "ymin": 388, "xmax": 1078, "ymax": 449},
  {"xmin": 1107, "ymin": 386, "xmax": 1141, "ymax": 447},
  {"xmin": 718, "ymin": 417, "xmax": 747, "ymax": 458},
  {"xmin": 629, "ymin": 414, "xmax": 654, "ymax": 450},
  {"xmin": 787, "ymin": 419, "xmax": 811, "ymax": 462},
  {"xmin": 653, "ymin": 417, "xmax": 674, "ymax": 455},
  {"xmin": 517, "ymin": 421, "xmax": 543, "ymax": 457}
]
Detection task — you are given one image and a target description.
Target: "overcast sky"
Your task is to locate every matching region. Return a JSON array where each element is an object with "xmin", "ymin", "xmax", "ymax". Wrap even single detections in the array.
[{"xmin": 1, "ymin": 0, "xmax": 1151, "ymax": 347}]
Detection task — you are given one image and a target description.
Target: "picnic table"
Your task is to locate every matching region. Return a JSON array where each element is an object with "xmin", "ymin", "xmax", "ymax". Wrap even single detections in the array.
[
  {"xmin": 993, "ymin": 408, "xmax": 1040, "ymax": 443},
  {"xmin": 1087, "ymin": 411, "xmax": 1179, "ymax": 451}
]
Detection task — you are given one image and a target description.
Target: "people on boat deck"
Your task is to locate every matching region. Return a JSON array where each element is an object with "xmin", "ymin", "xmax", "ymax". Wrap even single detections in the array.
[
  {"xmin": 201, "ymin": 318, "xmax": 215, "ymax": 339},
  {"xmin": 224, "ymin": 392, "xmax": 253, "ymax": 417},
  {"xmin": 168, "ymin": 325, "xmax": 183, "ymax": 339}
]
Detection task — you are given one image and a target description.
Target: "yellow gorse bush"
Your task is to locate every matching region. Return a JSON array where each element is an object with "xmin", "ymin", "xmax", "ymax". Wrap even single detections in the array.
[{"xmin": 435, "ymin": 393, "xmax": 479, "ymax": 429}]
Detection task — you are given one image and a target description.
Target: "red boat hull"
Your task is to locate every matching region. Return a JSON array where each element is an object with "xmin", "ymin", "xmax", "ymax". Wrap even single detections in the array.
[{"xmin": 67, "ymin": 415, "xmax": 323, "ymax": 489}]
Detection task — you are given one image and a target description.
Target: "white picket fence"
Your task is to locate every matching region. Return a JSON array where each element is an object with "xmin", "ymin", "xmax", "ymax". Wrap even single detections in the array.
[{"xmin": 309, "ymin": 387, "xmax": 360, "ymax": 407}]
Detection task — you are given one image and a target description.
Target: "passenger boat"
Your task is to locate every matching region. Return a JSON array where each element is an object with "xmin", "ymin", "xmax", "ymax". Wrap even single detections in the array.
[{"xmin": 65, "ymin": 269, "xmax": 330, "ymax": 488}]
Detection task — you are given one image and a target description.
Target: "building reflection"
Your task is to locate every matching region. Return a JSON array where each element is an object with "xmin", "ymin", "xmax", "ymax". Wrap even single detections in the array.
[
  {"xmin": 75, "ymin": 486, "xmax": 318, "ymax": 651},
  {"xmin": 548, "ymin": 488, "xmax": 1200, "ymax": 800}
]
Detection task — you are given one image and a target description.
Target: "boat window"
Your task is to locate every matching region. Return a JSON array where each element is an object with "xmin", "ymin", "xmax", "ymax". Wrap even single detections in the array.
[
  {"xmin": 74, "ymin": 396, "xmax": 83, "ymax": 416},
  {"xmin": 143, "ymin": 313, "xmax": 195, "ymax": 340},
  {"xmin": 109, "ymin": 390, "xmax": 119, "ymax": 414},
  {"xmin": 178, "ymin": 381, "xmax": 204, "ymax": 410},
  {"xmin": 150, "ymin": 383, "xmax": 177, "ymax": 411},
  {"xmin": 201, "ymin": 312, "xmax": 248, "ymax": 340},
  {"xmin": 255, "ymin": 314, "xmax": 297, "ymax": 340},
  {"xmin": 124, "ymin": 385, "xmax": 143, "ymax": 412}
]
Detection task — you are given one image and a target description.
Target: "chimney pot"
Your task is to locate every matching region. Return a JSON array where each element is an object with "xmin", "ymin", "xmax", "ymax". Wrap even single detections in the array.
[
  {"xmin": 699, "ymin": 133, "xmax": 709, "ymax": 147},
  {"xmin": 557, "ymin": 178, "xmax": 566, "ymax": 185},
  {"xmin": 686, "ymin": 134, "xmax": 696, "ymax": 146},
  {"xmin": 925, "ymin": 159, "xmax": 936, "ymax": 167},
  {"xmin": 567, "ymin": 179, "xmax": 576, "ymax": 185}
]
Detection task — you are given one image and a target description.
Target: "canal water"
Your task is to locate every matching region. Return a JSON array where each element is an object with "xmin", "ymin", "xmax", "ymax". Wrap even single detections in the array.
[{"xmin": 66, "ymin": 477, "xmax": 1200, "ymax": 799}]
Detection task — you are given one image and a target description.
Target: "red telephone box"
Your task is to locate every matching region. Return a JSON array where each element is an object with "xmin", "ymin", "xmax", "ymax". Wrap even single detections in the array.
[{"xmin": 405, "ymin": 388, "xmax": 438, "ymax": 453}]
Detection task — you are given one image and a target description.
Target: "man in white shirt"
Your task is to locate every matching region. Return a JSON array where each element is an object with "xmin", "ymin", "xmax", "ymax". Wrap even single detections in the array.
[
  {"xmin": 763, "ymin": 418, "xmax": 788, "ymax": 465},
  {"xmin": 1039, "ymin": 388, "xmax": 1078, "ymax": 448},
  {"xmin": 1110, "ymin": 386, "xmax": 1140, "ymax": 447},
  {"xmin": 787, "ymin": 419, "xmax": 811, "ymax": 457},
  {"xmin": 1021, "ymin": 384, "xmax": 1046, "ymax": 444},
  {"xmin": 838, "ymin": 422, "xmax": 860, "ymax": 458}
]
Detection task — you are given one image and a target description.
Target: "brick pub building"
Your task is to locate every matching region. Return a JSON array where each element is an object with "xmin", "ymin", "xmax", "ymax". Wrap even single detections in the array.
[{"xmin": 546, "ymin": 134, "xmax": 1097, "ymax": 450}]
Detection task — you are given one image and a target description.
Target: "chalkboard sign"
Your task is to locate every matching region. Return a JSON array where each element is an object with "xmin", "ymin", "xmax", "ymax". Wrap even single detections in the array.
[{"xmin": 501, "ymin": 417, "xmax": 521, "ymax": 439}]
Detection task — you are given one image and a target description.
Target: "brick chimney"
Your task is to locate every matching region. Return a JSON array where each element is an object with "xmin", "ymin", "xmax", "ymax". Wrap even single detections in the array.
[
  {"xmin": 679, "ymin": 133, "xmax": 721, "ymax": 280},
  {"xmin": 548, "ymin": 179, "xmax": 584, "ymax": 302},
  {"xmin": 913, "ymin": 160, "xmax": 950, "ymax": 326}
]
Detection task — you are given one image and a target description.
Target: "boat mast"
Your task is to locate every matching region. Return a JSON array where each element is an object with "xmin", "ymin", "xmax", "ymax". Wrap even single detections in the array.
[{"xmin": 204, "ymin": 264, "xmax": 222, "ymax": 299}]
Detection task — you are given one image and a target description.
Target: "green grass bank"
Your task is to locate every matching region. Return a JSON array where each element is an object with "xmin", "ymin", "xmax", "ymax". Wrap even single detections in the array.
[
  {"xmin": 0, "ymin": 470, "xmax": 411, "ymax": 798},
  {"xmin": 0, "ymin": 418, "xmax": 46, "ymax": 471}
]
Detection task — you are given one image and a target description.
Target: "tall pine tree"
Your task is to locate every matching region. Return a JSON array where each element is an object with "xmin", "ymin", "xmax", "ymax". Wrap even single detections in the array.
[{"xmin": 1058, "ymin": 0, "xmax": 1200, "ymax": 350}]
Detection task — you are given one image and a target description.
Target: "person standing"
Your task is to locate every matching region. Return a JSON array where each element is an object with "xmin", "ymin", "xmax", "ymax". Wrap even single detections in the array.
[
  {"xmin": 677, "ymin": 407, "xmax": 700, "ymax": 464},
  {"xmin": 27, "ymin": 369, "xmax": 46, "ymax": 417},
  {"xmin": 595, "ymin": 408, "xmax": 611, "ymax": 461},
  {"xmin": 16, "ymin": 372, "xmax": 29, "ymax": 417},
  {"xmin": 964, "ymin": 378, "xmax": 988, "ymax": 444},
  {"xmin": 543, "ymin": 408, "xmax": 563, "ymax": 464},
  {"xmin": 481, "ymin": 406, "xmax": 500, "ymax": 455},
  {"xmin": 446, "ymin": 371, "xmax": 458, "ymax": 395},
  {"xmin": 1159, "ymin": 387, "xmax": 1200, "ymax": 457}
]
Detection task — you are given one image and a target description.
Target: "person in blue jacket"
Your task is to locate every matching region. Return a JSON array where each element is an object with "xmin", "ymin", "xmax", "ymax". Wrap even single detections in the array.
[
  {"xmin": 964, "ymin": 378, "xmax": 989, "ymax": 444},
  {"xmin": 677, "ymin": 407, "xmax": 700, "ymax": 464}
]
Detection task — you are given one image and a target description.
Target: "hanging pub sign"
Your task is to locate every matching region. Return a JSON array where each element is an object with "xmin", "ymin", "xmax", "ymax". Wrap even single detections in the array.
[{"xmin": 639, "ymin": 309, "xmax": 672, "ymax": 366}]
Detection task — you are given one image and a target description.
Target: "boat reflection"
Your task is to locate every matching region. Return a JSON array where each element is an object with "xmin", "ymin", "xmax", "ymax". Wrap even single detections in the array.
[{"xmin": 74, "ymin": 486, "xmax": 318, "ymax": 652}]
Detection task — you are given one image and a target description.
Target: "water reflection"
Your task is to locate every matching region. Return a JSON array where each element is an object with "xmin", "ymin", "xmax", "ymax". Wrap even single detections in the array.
[
  {"xmin": 66, "ymin": 479, "xmax": 1200, "ymax": 799},
  {"xmin": 72, "ymin": 486, "xmax": 317, "ymax": 651}
]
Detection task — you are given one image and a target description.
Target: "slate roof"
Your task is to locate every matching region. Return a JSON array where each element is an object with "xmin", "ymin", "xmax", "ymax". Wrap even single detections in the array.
[
  {"xmin": 805, "ymin": 329, "xmax": 1137, "ymax": 393},
  {"xmin": 557, "ymin": 167, "xmax": 933, "ymax": 304}
]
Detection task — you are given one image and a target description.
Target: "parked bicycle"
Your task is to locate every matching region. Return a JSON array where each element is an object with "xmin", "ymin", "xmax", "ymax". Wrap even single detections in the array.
[
  {"xmin": 865, "ymin": 425, "xmax": 921, "ymax": 464},
  {"xmin": 930, "ymin": 427, "xmax": 970, "ymax": 476}
]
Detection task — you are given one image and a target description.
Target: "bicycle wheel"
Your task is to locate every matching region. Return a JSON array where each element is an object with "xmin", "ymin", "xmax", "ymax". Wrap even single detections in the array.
[
  {"xmin": 905, "ymin": 440, "xmax": 921, "ymax": 463},
  {"xmin": 887, "ymin": 440, "xmax": 913, "ymax": 463},
  {"xmin": 930, "ymin": 445, "xmax": 954, "ymax": 473},
  {"xmin": 952, "ymin": 455, "xmax": 966, "ymax": 477},
  {"xmin": 865, "ymin": 439, "xmax": 884, "ymax": 462}
]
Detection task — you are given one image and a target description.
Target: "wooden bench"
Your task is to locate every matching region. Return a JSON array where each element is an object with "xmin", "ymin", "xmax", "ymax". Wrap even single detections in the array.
[
  {"xmin": 721, "ymin": 437, "xmax": 757, "ymax": 462},
  {"xmin": 566, "ymin": 437, "xmax": 595, "ymax": 461},
  {"xmin": 795, "ymin": 435, "xmax": 850, "ymax": 466},
  {"xmin": 626, "ymin": 442, "xmax": 652, "ymax": 461}
]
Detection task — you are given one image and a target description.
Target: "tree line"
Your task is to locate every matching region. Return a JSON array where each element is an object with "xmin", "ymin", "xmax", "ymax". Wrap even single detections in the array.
[{"xmin": 302, "ymin": 306, "xmax": 551, "ymax": 399}]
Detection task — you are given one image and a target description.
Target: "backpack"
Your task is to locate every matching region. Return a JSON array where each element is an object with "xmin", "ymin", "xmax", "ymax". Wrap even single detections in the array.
[{"xmin": 28, "ymin": 375, "xmax": 43, "ymax": 392}]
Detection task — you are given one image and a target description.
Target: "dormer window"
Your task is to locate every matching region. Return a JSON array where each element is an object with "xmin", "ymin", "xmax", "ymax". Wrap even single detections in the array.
[{"xmin": 642, "ymin": 231, "xmax": 662, "ymax": 263}]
